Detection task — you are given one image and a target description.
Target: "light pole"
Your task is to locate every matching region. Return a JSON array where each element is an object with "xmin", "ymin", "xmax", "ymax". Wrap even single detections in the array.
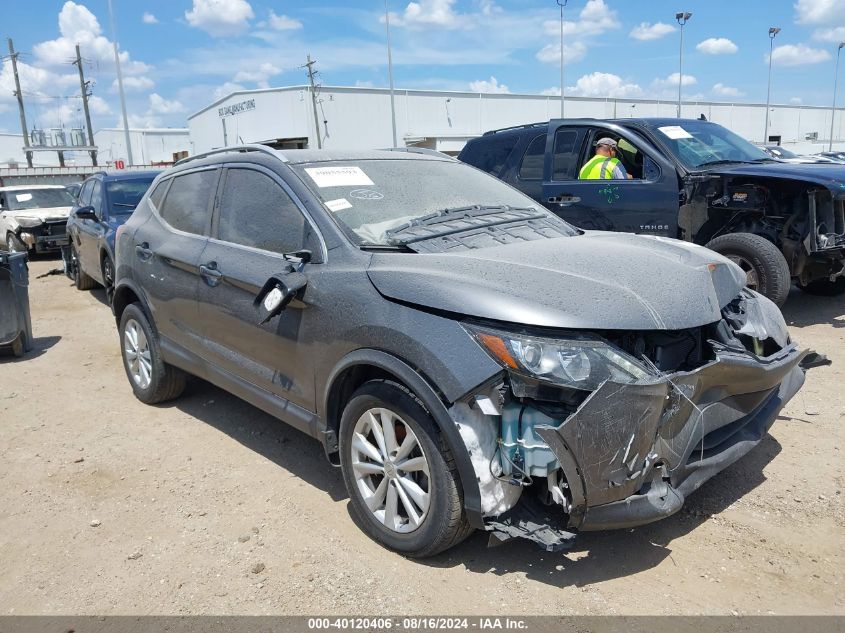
[
  {"xmin": 556, "ymin": 0, "xmax": 568, "ymax": 117},
  {"xmin": 107, "ymin": 0, "xmax": 133, "ymax": 165},
  {"xmin": 764, "ymin": 27, "xmax": 781, "ymax": 144},
  {"xmin": 675, "ymin": 11, "xmax": 692, "ymax": 118},
  {"xmin": 830, "ymin": 42, "xmax": 844, "ymax": 151},
  {"xmin": 384, "ymin": 0, "xmax": 398, "ymax": 147}
]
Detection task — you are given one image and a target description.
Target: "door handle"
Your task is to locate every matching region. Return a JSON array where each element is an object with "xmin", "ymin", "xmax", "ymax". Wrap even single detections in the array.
[
  {"xmin": 199, "ymin": 262, "xmax": 223, "ymax": 287},
  {"xmin": 135, "ymin": 242, "xmax": 152, "ymax": 260},
  {"xmin": 547, "ymin": 195, "xmax": 581, "ymax": 207}
]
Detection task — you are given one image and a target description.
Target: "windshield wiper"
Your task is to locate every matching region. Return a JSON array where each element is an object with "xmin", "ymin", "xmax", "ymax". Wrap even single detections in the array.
[
  {"xmin": 386, "ymin": 205, "xmax": 545, "ymax": 245},
  {"xmin": 113, "ymin": 203, "xmax": 137, "ymax": 208},
  {"xmin": 697, "ymin": 159, "xmax": 752, "ymax": 167}
]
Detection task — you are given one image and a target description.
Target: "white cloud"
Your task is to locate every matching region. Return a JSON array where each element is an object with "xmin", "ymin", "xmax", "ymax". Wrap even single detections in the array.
[
  {"xmin": 266, "ymin": 10, "xmax": 302, "ymax": 30},
  {"xmin": 712, "ymin": 83, "xmax": 743, "ymax": 98},
  {"xmin": 213, "ymin": 82, "xmax": 246, "ymax": 101},
  {"xmin": 142, "ymin": 12, "xmax": 158, "ymax": 25},
  {"xmin": 148, "ymin": 93, "xmax": 185, "ymax": 115},
  {"xmin": 795, "ymin": 0, "xmax": 845, "ymax": 24},
  {"xmin": 34, "ymin": 2, "xmax": 151, "ymax": 75},
  {"xmin": 0, "ymin": 58, "xmax": 77, "ymax": 107},
  {"xmin": 790, "ymin": 97, "xmax": 803, "ymax": 104},
  {"xmin": 541, "ymin": 86, "xmax": 561, "ymax": 96},
  {"xmin": 387, "ymin": 0, "xmax": 467, "ymax": 29},
  {"xmin": 88, "ymin": 95, "xmax": 112, "ymax": 115},
  {"xmin": 469, "ymin": 76, "xmax": 510, "ymax": 94},
  {"xmin": 813, "ymin": 26, "xmax": 845, "ymax": 42},
  {"xmin": 114, "ymin": 76, "xmax": 155, "ymax": 92},
  {"xmin": 536, "ymin": 41, "xmax": 588, "ymax": 65},
  {"xmin": 696, "ymin": 38, "xmax": 738, "ymax": 55},
  {"xmin": 233, "ymin": 63, "xmax": 280, "ymax": 89},
  {"xmin": 652, "ymin": 72, "xmax": 697, "ymax": 89},
  {"xmin": 768, "ymin": 43, "xmax": 831, "ymax": 66},
  {"xmin": 186, "ymin": 0, "xmax": 254, "ymax": 37},
  {"xmin": 629, "ymin": 22, "xmax": 674, "ymax": 41},
  {"xmin": 566, "ymin": 72, "xmax": 643, "ymax": 98}
]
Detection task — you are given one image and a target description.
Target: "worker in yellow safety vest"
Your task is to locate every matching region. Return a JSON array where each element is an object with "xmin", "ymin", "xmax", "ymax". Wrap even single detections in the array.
[{"xmin": 578, "ymin": 137, "xmax": 634, "ymax": 180}]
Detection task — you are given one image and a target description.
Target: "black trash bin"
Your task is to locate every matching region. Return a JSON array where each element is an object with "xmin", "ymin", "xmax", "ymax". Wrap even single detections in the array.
[{"xmin": 0, "ymin": 251, "xmax": 33, "ymax": 357}]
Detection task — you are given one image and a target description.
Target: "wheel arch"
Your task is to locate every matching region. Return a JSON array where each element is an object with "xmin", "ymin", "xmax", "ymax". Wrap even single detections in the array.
[
  {"xmin": 322, "ymin": 349, "xmax": 484, "ymax": 528},
  {"xmin": 112, "ymin": 280, "xmax": 155, "ymax": 332}
]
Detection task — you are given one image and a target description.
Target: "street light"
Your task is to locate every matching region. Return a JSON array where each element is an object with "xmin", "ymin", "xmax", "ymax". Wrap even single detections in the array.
[
  {"xmin": 556, "ymin": 0, "xmax": 568, "ymax": 118},
  {"xmin": 107, "ymin": 0, "xmax": 133, "ymax": 165},
  {"xmin": 384, "ymin": 0, "xmax": 398, "ymax": 147},
  {"xmin": 830, "ymin": 42, "xmax": 844, "ymax": 151},
  {"xmin": 675, "ymin": 11, "xmax": 692, "ymax": 118},
  {"xmin": 764, "ymin": 26, "xmax": 781, "ymax": 144}
]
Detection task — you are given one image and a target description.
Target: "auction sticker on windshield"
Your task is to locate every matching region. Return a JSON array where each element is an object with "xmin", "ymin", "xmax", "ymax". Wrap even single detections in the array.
[
  {"xmin": 325, "ymin": 198, "xmax": 353, "ymax": 212},
  {"xmin": 658, "ymin": 125, "xmax": 693, "ymax": 140},
  {"xmin": 305, "ymin": 166, "xmax": 374, "ymax": 188},
  {"xmin": 15, "ymin": 193, "xmax": 33, "ymax": 202}
]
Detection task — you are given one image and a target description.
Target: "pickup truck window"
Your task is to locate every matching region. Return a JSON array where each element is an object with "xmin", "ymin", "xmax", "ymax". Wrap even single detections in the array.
[
  {"xmin": 552, "ymin": 129, "xmax": 580, "ymax": 181},
  {"xmin": 518, "ymin": 134, "xmax": 546, "ymax": 181}
]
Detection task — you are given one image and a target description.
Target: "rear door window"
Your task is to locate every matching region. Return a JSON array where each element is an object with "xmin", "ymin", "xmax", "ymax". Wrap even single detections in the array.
[
  {"xmin": 216, "ymin": 168, "xmax": 311, "ymax": 254},
  {"xmin": 518, "ymin": 134, "xmax": 546, "ymax": 181},
  {"xmin": 158, "ymin": 169, "xmax": 216, "ymax": 236}
]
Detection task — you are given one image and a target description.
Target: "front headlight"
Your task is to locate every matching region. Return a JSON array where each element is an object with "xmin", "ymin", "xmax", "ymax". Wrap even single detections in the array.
[
  {"xmin": 465, "ymin": 326, "xmax": 652, "ymax": 391},
  {"xmin": 15, "ymin": 216, "xmax": 44, "ymax": 228}
]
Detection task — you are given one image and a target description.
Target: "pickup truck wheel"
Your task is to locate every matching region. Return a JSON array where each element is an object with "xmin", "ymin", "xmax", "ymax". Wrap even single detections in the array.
[
  {"xmin": 706, "ymin": 233, "xmax": 791, "ymax": 307},
  {"xmin": 71, "ymin": 245, "xmax": 97, "ymax": 290},
  {"xmin": 797, "ymin": 276, "xmax": 845, "ymax": 296},
  {"xmin": 119, "ymin": 303, "xmax": 186, "ymax": 404},
  {"xmin": 339, "ymin": 380, "xmax": 473, "ymax": 558},
  {"xmin": 5, "ymin": 232, "xmax": 26, "ymax": 255}
]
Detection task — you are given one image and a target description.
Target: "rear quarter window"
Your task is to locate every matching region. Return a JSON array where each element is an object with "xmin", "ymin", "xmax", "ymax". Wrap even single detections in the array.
[
  {"xmin": 158, "ymin": 169, "xmax": 216, "ymax": 235},
  {"xmin": 461, "ymin": 134, "xmax": 519, "ymax": 176}
]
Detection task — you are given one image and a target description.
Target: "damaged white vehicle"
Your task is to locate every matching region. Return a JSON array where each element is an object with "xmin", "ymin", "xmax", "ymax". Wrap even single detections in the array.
[{"xmin": 0, "ymin": 184, "xmax": 75, "ymax": 254}]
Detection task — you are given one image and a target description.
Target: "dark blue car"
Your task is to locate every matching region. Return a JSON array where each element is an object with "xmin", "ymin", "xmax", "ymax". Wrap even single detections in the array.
[{"xmin": 66, "ymin": 170, "xmax": 159, "ymax": 298}]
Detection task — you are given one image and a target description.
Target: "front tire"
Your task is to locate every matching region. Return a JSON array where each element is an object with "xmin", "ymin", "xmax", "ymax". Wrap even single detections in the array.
[
  {"xmin": 339, "ymin": 380, "xmax": 472, "ymax": 558},
  {"xmin": 101, "ymin": 255, "xmax": 116, "ymax": 300},
  {"xmin": 119, "ymin": 303, "xmax": 186, "ymax": 404},
  {"xmin": 706, "ymin": 233, "xmax": 791, "ymax": 307},
  {"xmin": 5, "ymin": 232, "xmax": 26, "ymax": 255}
]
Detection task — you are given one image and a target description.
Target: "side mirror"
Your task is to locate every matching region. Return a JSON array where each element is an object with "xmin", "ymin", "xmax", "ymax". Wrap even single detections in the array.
[
  {"xmin": 74, "ymin": 206, "xmax": 97, "ymax": 220},
  {"xmin": 253, "ymin": 269, "xmax": 308, "ymax": 324}
]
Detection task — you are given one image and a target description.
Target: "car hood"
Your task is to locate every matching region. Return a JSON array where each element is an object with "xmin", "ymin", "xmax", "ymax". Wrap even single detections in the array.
[
  {"xmin": 367, "ymin": 231, "xmax": 746, "ymax": 330},
  {"xmin": 706, "ymin": 162, "xmax": 845, "ymax": 194},
  {"xmin": 2, "ymin": 206, "xmax": 71, "ymax": 221}
]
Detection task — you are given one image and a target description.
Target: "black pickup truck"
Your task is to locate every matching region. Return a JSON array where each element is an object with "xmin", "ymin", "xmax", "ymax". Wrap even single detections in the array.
[{"xmin": 459, "ymin": 118, "xmax": 845, "ymax": 306}]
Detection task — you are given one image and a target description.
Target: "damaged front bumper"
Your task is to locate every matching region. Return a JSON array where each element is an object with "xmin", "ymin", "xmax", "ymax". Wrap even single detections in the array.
[{"xmin": 535, "ymin": 344, "xmax": 806, "ymax": 532}]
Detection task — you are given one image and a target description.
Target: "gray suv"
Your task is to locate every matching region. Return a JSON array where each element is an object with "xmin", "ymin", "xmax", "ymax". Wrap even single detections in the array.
[{"xmin": 113, "ymin": 145, "xmax": 809, "ymax": 557}]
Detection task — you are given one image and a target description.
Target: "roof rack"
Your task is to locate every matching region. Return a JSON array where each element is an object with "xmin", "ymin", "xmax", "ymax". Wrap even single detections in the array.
[
  {"xmin": 381, "ymin": 147, "xmax": 456, "ymax": 160},
  {"xmin": 174, "ymin": 144, "xmax": 284, "ymax": 167},
  {"xmin": 482, "ymin": 122, "xmax": 547, "ymax": 136}
]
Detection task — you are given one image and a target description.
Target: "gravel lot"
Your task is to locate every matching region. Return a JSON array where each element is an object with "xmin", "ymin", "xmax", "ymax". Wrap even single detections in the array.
[{"xmin": 0, "ymin": 257, "xmax": 843, "ymax": 616}]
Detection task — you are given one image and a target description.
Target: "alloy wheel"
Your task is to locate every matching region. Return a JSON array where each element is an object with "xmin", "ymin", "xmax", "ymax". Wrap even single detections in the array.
[
  {"xmin": 726, "ymin": 255, "xmax": 759, "ymax": 291},
  {"xmin": 123, "ymin": 318, "xmax": 152, "ymax": 389},
  {"xmin": 350, "ymin": 407, "xmax": 431, "ymax": 533}
]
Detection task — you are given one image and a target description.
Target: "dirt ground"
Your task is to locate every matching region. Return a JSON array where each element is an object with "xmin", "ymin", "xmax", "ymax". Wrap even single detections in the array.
[{"xmin": 0, "ymin": 257, "xmax": 843, "ymax": 616}]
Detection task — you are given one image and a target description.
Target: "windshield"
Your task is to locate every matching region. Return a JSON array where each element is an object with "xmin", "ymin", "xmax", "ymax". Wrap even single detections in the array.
[
  {"xmin": 650, "ymin": 121, "xmax": 771, "ymax": 169},
  {"xmin": 3, "ymin": 188, "xmax": 74, "ymax": 211},
  {"xmin": 106, "ymin": 178, "xmax": 156, "ymax": 215},
  {"xmin": 293, "ymin": 158, "xmax": 559, "ymax": 245}
]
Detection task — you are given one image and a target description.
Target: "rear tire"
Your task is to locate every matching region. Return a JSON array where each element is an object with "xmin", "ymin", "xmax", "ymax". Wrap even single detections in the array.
[
  {"xmin": 797, "ymin": 276, "xmax": 845, "ymax": 296},
  {"xmin": 706, "ymin": 233, "xmax": 791, "ymax": 307},
  {"xmin": 339, "ymin": 380, "xmax": 473, "ymax": 558},
  {"xmin": 71, "ymin": 245, "xmax": 96, "ymax": 290},
  {"xmin": 119, "ymin": 303, "xmax": 186, "ymax": 404}
]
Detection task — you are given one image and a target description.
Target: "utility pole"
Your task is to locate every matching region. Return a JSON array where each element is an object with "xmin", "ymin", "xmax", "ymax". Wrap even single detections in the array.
[
  {"xmin": 74, "ymin": 44, "xmax": 98, "ymax": 166},
  {"xmin": 305, "ymin": 54, "xmax": 323, "ymax": 149},
  {"xmin": 675, "ymin": 12, "xmax": 692, "ymax": 118},
  {"xmin": 108, "ymin": 0, "xmax": 133, "ymax": 165},
  {"xmin": 7, "ymin": 39, "xmax": 33, "ymax": 167},
  {"xmin": 830, "ymin": 42, "xmax": 844, "ymax": 151},
  {"xmin": 384, "ymin": 0, "xmax": 398, "ymax": 147},
  {"xmin": 556, "ymin": 0, "xmax": 568, "ymax": 117},
  {"xmin": 764, "ymin": 27, "xmax": 781, "ymax": 144}
]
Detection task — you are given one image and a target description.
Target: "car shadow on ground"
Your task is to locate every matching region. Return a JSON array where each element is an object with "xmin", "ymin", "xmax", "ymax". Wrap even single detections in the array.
[
  {"xmin": 421, "ymin": 435, "xmax": 782, "ymax": 587},
  {"xmin": 160, "ymin": 373, "xmax": 782, "ymax": 586},
  {"xmin": 164, "ymin": 377, "xmax": 348, "ymax": 503},
  {"xmin": 782, "ymin": 287, "xmax": 845, "ymax": 329},
  {"xmin": 0, "ymin": 335, "xmax": 61, "ymax": 362}
]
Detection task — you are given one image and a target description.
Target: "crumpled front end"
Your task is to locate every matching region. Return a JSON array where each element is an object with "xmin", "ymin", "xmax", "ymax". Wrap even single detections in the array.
[{"xmin": 458, "ymin": 290, "xmax": 812, "ymax": 550}]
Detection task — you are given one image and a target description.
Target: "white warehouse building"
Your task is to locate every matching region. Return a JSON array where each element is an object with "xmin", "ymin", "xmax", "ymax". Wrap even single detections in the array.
[{"xmin": 188, "ymin": 84, "xmax": 845, "ymax": 156}]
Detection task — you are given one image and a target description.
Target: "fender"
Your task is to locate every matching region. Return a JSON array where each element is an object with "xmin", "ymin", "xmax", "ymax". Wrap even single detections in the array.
[
  {"xmin": 112, "ymin": 278, "xmax": 156, "ymax": 327},
  {"xmin": 322, "ymin": 348, "xmax": 485, "ymax": 528}
]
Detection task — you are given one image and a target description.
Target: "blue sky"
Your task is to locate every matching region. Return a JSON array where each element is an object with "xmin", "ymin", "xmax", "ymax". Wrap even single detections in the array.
[{"xmin": 1, "ymin": 0, "xmax": 843, "ymax": 133}]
